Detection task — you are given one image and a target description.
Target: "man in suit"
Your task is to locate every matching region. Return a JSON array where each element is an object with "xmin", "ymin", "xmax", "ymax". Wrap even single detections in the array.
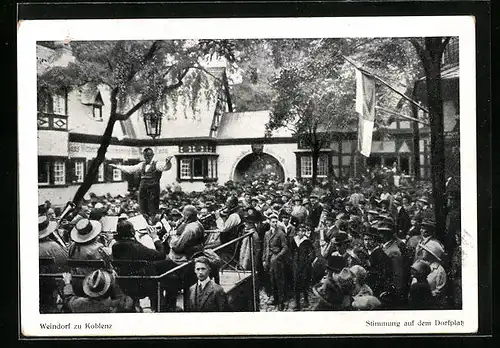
[
  {"xmin": 362, "ymin": 225, "xmax": 393, "ymax": 300},
  {"xmin": 393, "ymin": 198, "xmax": 411, "ymax": 239},
  {"xmin": 263, "ymin": 213, "xmax": 289, "ymax": 310},
  {"xmin": 379, "ymin": 223, "xmax": 406, "ymax": 309},
  {"xmin": 185, "ymin": 256, "xmax": 228, "ymax": 312}
]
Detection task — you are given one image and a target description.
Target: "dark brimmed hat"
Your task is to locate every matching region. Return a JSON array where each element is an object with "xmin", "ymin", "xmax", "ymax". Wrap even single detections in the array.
[
  {"xmin": 333, "ymin": 231, "xmax": 352, "ymax": 245},
  {"xmin": 326, "ymin": 255, "xmax": 347, "ymax": 272},
  {"xmin": 83, "ymin": 269, "xmax": 114, "ymax": 298},
  {"xmin": 242, "ymin": 208, "xmax": 260, "ymax": 223},
  {"xmin": 363, "ymin": 223, "xmax": 383, "ymax": 241},
  {"xmin": 421, "ymin": 219, "xmax": 435, "ymax": 229},
  {"xmin": 39, "ymin": 215, "xmax": 57, "ymax": 239},
  {"xmin": 70, "ymin": 218, "xmax": 102, "ymax": 243}
]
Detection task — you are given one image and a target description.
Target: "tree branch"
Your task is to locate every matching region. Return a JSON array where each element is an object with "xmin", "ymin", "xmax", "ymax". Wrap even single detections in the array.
[
  {"xmin": 409, "ymin": 38, "xmax": 431, "ymax": 63},
  {"xmin": 189, "ymin": 65, "xmax": 225, "ymax": 84},
  {"xmin": 116, "ymin": 67, "xmax": 190, "ymax": 120}
]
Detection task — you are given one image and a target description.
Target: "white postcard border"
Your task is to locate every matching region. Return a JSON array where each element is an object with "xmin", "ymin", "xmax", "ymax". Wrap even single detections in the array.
[{"xmin": 18, "ymin": 16, "xmax": 477, "ymax": 336}]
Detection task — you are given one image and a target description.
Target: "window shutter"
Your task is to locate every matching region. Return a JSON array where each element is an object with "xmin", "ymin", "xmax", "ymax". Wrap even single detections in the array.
[
  {"xmin": 66, "ymin": 158, "xmax": 74, "ymax": 184},
  {"xmin": 104, "ymin": 160, "xmax": 112, "ymax": 182},
  {"xmin": 48, "ymin": 159, "xmax": 54, "ymax": 185},
  {"xmin": 90, "ymin": 159, "xmax": 99, "ymax": 184}
]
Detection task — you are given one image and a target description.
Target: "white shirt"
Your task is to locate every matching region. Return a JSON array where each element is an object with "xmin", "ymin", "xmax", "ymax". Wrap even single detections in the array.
[
  {"xmin": 114, "ymin": 158, "xmax": 171, "ymax": 174},
  {"xmin": 198, "ymin": 277, "xmax": 211, "ymax": 291},
  {"xmin": 135, "ymin": 232, "xmax": 158, "ymax": 250}
]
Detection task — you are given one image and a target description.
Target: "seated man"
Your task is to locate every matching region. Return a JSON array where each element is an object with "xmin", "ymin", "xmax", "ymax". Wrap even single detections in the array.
[
  {"xmin": 111, "ymin": 220, "xmax": 165, "ymax": 261},
  {"xmin": 60, "ymin": 269, "xmax": 135, "ymax": 313},
  {"xmin": 155, "ymin": 205, "xmax": 205, "ymax": 310},
  {"xmin": 185, "ymin": 256, "xmax": 228, "ymax": 312}
]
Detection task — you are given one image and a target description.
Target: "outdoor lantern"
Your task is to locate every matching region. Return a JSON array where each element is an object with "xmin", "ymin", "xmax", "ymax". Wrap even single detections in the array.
[{"xmin": 143, "ymin": 111, "xmax": 163, "ymax": 139}]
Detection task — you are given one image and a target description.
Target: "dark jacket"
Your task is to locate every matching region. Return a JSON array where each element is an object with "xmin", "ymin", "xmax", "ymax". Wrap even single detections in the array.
[
  {"xmin": 396, "ymin": 206, "xmax": 411, "ymax": 238},
  {"xmin": 62, "ymin": 283, "xmax": 135, "ymax": 313},
  {"xmin": 366, "ymin": 246, "xmax": 393, "ymax": 297},
  {"xmin": 263, "ymin": 228, "xmax": 288, "ymax": 265},
  {"xmin": 112, "ymin": 238, "xmax": 165, "ymax": 261},
  {"xmin": 185, "ymin": 279, "xmax": 228, "ymax": 312},
  {"xmin": 290, "ymin": 237, "xmax": 315, "ymax": 286},
  {"xmin": 382, "ymin": 240, "xmax": 405, "ymax": 296},
  {"xmin": 307, "ymin": 203, "xmax": 323, "ymax": 230}
]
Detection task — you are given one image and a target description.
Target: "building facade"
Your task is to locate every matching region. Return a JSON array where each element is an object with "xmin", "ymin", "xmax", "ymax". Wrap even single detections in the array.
[{"xmin": 37, "ymin": 42, "xmax": 460, "ymax": 206}]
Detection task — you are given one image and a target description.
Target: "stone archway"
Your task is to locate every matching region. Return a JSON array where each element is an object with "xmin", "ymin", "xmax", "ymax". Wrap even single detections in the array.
[{"xmin": 233, "ymin": 152, "xmax": 285, "ymax": 182}]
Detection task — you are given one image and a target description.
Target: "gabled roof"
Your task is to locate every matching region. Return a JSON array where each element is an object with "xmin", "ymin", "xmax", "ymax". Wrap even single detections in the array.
[
  {"xmin": 37, "ymin": 45, "xmax": 56, "ymax": 75},
  {"xmin": 216, "ymin": 110, "xmax": 293, "ymax": 139}
]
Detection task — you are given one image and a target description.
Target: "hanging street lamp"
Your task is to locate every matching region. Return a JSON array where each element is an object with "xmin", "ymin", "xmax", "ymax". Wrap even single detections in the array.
[{"xmin": 143, "ymin": 110, "xmax": 163, "ymax": 139}]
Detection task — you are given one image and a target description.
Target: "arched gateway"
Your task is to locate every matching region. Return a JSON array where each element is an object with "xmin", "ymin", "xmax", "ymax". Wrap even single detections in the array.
[{"xmin": 233, "ymin": 152, "xmax": 285, "ymax": 182}]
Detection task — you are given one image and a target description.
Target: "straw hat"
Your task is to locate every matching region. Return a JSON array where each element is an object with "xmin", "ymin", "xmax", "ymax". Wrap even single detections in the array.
[
  {"xmin": 352, "ymin": 295, "xmax": 382, "ymax": 310},
  {"xmin": 419, "ymin": 240, "xmax": 445, "ymax": 263},
  {"xmin": 82, "ymin": 269, "xmax": 114, "ymax": 298},
  {"xmin": 70, "ymin": 218, "xmax": 102, "ymax": 243},
  {"xmin": 39, "ymin": 215, "xmax": 57, "ymax": 239}
]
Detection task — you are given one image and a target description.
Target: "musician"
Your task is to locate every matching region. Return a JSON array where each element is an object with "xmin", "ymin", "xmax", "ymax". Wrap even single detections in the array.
[
  {"xmin": 109, "ymin": 148, "xmax": 173, "ymax": 219},
  {"xmin": 213, "ymin": 196, "xmax": 242, "ymax": 246},
  {"xmin": 111, "ymin": 220, "xmax": 165, "ymax": 261},
  {"xmin": 167, "ymin": 205, "xmax": 205, "ymax": 265},
  {"xmin": 39, "ymin": 215, "xmax": 68, "ymax": 264}
]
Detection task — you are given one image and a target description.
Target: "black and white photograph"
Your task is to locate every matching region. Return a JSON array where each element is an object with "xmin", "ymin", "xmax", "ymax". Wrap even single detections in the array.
[{"xmin": 18, "ymin": 16, "xmax": 478, "ymax": 336}]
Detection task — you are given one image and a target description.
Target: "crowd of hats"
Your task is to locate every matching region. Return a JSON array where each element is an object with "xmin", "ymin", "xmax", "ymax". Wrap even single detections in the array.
[
  {"xmin": 39, "ymin": 168, "xmax": 439, "ymax": 243},
  {"xmin": 38, "ymin": 167, "xmax": 461, "ymax": 312}
]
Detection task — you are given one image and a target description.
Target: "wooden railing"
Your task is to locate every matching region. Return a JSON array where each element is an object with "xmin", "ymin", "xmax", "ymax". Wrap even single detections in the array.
[{"xmin": 39, "ymin": 230, "xmax": 257, "ymax": 312}]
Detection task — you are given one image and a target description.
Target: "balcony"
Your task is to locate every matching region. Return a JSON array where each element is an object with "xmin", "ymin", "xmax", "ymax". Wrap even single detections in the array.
[{"xmin": 37, "ymin": 112, "xmax": 68, "ymax": 131}]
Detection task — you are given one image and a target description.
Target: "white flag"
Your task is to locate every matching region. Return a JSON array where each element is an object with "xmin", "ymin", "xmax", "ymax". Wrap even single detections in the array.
[{"xmin": 355, "ymin": 69, "xmax": 376, "ymax": 157}]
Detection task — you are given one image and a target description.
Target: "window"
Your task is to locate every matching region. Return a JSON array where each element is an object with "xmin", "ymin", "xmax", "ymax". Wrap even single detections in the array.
[
  {"xmin": 38, "ymin": 158, "xmax": 50, "ymax": 185},
  {"xmin": 93, "ymin": 105, "xmax": 103, "ymax": 121},
  {"xmin": 53, "ymin": 160, "xmax": 66, "ymax": 185},
  {"xmin": 97, "ymin": 163, "xmax": 105, "ymax": 182},
  {"xmin": 207, "ymin": 157, "xmax": 217, "ymax": 179},
  {"xmin": 178, "ymin": 156, "xmax": 218, "ymax": 181},
  {"xmin": 113, "ymin": 166, "xmax": 122, "ymax": 181},
  {"xmin": 442, "ymin": 37, "xmax": 459, "ymax": 67},
  {"xmin": 74, "ymin": 160, "xmax": 85, "ymax": 183},
  {"xmin": 180, "ymin": 159, "xmax": 191, "ymax": 179},
  {"xmin": 52, "ymin": 94, "xmax": 66, "ymax": 115},
  {"xmin": 318, "ymin": 156, "xmax": 328, "ymax": 177},
  {"xmin": 300, "ymin": 155, "xmax": 328, "ymax": 178},
  {"xmin": 399, "ymin": 121, "xmax": 411, "ymax": 129},
  {"xmin": 300, "ymin": 156, "xmax": 312, "ymax": 177}
]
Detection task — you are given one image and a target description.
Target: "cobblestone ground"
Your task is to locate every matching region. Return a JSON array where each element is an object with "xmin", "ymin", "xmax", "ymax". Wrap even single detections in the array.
[{"xmin": 259, "ymin": 288, "xmax": 320, "ymax": 312}]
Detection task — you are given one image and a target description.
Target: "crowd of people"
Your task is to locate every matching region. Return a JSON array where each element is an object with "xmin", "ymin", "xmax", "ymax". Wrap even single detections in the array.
[{"xmin": 38, "ymin": 166, "xmax": 462, "ymax": 313}]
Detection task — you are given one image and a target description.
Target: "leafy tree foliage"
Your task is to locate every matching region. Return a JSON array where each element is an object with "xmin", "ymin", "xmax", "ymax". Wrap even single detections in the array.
[{"xmin": 38, "ymin": 40, "xmax": 234, "ymax": 206}]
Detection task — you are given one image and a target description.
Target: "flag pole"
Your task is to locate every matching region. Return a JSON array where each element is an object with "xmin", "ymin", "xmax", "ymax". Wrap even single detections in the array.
[
  {"xmin": 341, "ymin": 55, "xmax": 430, "ymax": 115},
  {"xmin": 375, "ymin": 106, "xmax": 430, "ymax": 126}
]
